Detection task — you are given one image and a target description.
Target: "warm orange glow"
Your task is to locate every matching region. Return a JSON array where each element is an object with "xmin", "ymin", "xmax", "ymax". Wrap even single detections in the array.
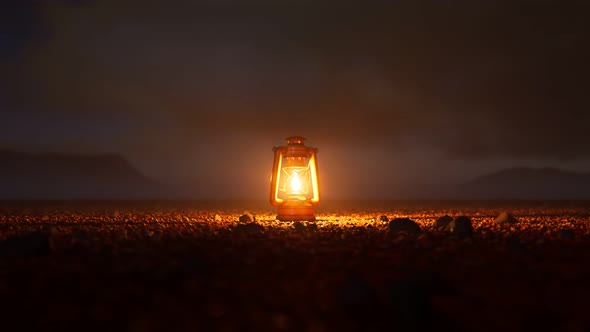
[
  {"xmin": 270, "ymin": 136, "xmax": 320, "ymax": 221},
  {"xmin": 290, "ymin": 171, "xmax": 302, "ymax": 193},
  {"xmin": 309, "ymin": 154, "xmax": 319, "ymax": 203}
]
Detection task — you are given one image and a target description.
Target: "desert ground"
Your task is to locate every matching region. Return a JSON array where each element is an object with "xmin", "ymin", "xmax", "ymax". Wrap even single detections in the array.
[{"xmin": 0, "ymin": 200, "xmax": 589, "ymax": 331}]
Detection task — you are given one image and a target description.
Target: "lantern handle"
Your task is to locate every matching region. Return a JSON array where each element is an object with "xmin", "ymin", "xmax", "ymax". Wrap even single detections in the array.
[{"xmin": 285, "ymin": 136, "xmax": 306, "ymax": 145}]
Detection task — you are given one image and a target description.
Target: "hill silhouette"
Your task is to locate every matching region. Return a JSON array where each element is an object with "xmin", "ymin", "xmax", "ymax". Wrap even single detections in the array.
[
  {"xmin": 460, "ymin": 167, "xmax": 590, "ymax": 199},
  {"xmin": 1, "ymin": 150, "xmax": 589, "ymax": 200},
  {"xmin": 0, "ymin": 150, "xmax": 162, "ymax": 199}
]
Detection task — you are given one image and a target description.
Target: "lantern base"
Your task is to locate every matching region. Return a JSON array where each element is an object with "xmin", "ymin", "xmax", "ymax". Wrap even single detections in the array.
[{"xmin": 276, "ymin": 205, "xmax": 316, "ymax": 222}]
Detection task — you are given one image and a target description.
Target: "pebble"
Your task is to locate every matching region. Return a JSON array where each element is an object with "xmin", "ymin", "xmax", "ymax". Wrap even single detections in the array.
[
  {"xmin": 448, "ymin": 216, "xmax": 473, "ymax": 238},
  {"xmin": 214, "ymin": 214, "xmax": 222, "ymax": 221},
  {"xmin": 234, "ymin": 222, "xmax": 264, "ymax": 234},
  {"xmin": 389, "ymin": 218, "xmax": 421, "ymax": 235},
  {"xmin": 495, "ymin": 212, "xmax": 519, "ymax": 225},
  {"xmin": 307, "ymin": 223, "xmax": 318, "ymax": 232},
  {"xmin": 0, "ymin": 204, "xmax": 588, "ymax": 331},
  {"xmin": 239, "ymin": 212, "xmax": 255, "ymax": 223},
  {"xmin": 434, "ymin": 215, "xmax": 453, "ymax": 229},
  {"xmin": 378, "ymin": 215, "xmax": 389, "ymax": 222},
  {"xmin": 293, "ymin": 221, "xmax": 306, "ymax": 233}
]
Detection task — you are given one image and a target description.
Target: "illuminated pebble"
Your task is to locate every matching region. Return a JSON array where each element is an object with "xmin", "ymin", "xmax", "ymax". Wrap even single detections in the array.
[
  {"xmin": 239, "ymin": 212, "xmax": 255, "ymax": 223},
  {"xmin": 435, "ymin": 215, "xmax": 453, "ymax": 229},
  {"xmin": 495, "ymin": 212, "xmax": 519, "ymax": 225}
]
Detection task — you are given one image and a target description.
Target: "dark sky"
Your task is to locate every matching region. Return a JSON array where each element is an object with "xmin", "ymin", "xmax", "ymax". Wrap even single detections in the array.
[{"xmin": 1, "ymin": 0, "xmax": 589, "ymax": 199}]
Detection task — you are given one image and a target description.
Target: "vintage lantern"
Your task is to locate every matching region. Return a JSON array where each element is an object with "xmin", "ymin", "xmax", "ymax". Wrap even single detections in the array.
[{"xmin": 270, "ymin": 136, "xmax": 320, "ymax": 221}]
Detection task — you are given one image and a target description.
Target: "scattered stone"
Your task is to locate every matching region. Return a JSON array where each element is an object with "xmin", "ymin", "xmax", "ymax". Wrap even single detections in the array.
[
  {"xmin": 293, "ymin": 221, "xmax": 306, "ymax": 233},
  {"xmin": 389, "ymin": 218, "xmax": 421, "ymax": 235},
  {"xmin": 495, "ymin": 212, "xmax": 519, "ymax": 225},
  {"xmin": 0, "ymin": 204, "xmax": 588, "ymax": 331},
  {"xmin": 214, "ymin": 214, "xmax": 222, "ymax": 222},
  {"xmin": 434, "ymin": 215, "xmax": 453, "ymax": 229},
  {"xmin": 239, "ymin": 211, "xmax": 255, "ymax": 223},
  {"xmin": 234, "ymin": 223, "xmax": 264, "ymax": 234},
  {"xmin": 0, "ymin": 231, "xmax": 51, "ymax": 256},
  {"xmin": 307, "ymin": 223, "xmax": 318, "ymax": 232},
  {"xmin": 448, "ymin": 216, "xmax": 473, "ymax": 238},
  {"xmin": 379, "ymin": 215, "xmax": 389, "ymax": 223}
]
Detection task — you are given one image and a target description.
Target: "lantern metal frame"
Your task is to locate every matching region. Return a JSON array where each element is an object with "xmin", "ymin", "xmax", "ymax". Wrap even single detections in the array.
[{"xmin": 270, "ymin": 136, "xmax": 320, "ymax": 221}]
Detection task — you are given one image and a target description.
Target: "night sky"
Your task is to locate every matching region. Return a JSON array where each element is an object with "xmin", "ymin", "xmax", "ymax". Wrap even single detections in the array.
[{"xmin": 1, "ymin": 0, "xmax": 589, "ymax": 199}]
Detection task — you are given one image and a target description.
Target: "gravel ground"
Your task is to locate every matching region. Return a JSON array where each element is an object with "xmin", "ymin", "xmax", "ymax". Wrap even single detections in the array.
[{"xmin": 1, "ymin": 200, "xmax": 589, "ymax": 332}]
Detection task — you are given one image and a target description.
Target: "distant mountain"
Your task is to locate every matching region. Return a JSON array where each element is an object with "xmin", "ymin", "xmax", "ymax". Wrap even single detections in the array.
[
  {"xmin": 459, "ymin": 167, "xmax": 590, "ymax": 199},
  {"xmin": 0, "ymin": 150, "xmax": 163, "ymax": 199},
  {"xmin": 2, "ymin": 150, "xmax": 588, "ymax": 200}
]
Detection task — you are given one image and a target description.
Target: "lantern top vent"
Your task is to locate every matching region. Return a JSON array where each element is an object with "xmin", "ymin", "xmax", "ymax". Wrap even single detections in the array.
[{"xmin": 286, "ymin": 136, "xmax": 306, "ymax": 145}]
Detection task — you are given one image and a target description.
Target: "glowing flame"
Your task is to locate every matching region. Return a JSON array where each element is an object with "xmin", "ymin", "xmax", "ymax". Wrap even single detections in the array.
[{"xmin": 290, "ymin": 172, "xmax": 302, "ymax": 192}]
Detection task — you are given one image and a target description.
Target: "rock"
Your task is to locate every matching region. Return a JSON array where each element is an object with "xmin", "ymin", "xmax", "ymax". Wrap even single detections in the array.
[
  {"xmin": 434, "ymin": 215, "xmax": 453, "ymax": 229},
  {"xmin": 293, "ymin": 221, "xmax": 306, "ymax": 233},
  {"xmin": 0, "ymin": 232, "xmax": 51, "ymax": 256},
  {"xmin": 307, "ymin": 223, "xmax": 318, "ymax": 232},
  {"xmin": 234, "ymin": 223, "xmax": 264, "ymax": 234},
  {"xmin": 448, "ymin": 216, "xmax": 473, "ymax": 238},
  {"xmin": 389, "ymin": 218, "xmax": 421, "ymax": 235},
  {"xmin": 495, "ymin": 212, "xmax": 518, "ymax": 225},
  {"xmin": 214, "ymin": 214, "xmax": 222, "ymax": 221},
  {"xmin": 378, "ymin": 215, "xmax": 389, "ymax": 223},
  {"xmin": 239, "ymin": 211, "xmax": 255, "ymax": 223}
]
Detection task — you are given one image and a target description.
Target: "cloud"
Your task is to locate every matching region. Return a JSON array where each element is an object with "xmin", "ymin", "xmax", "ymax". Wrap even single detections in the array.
[{"xmin": 3, "ymin": 0, "xmax": 590, "ymax": 167}]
